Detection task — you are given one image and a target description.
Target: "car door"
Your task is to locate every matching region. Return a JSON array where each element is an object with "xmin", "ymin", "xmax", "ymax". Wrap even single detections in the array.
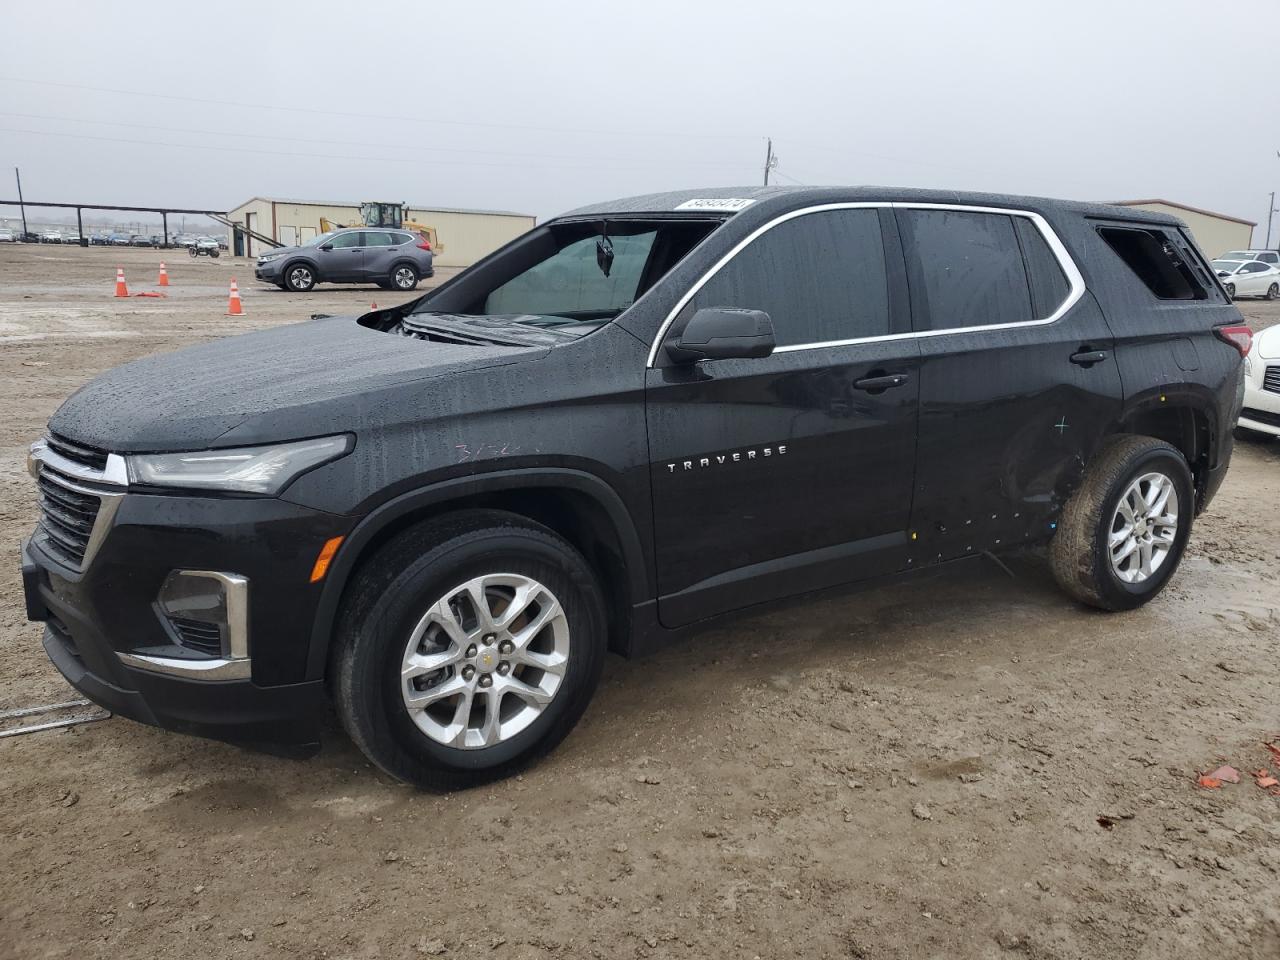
[
  {"xmin": 645, "ymin": 206, "xmax": 921, "ymax": 627},
  {"xmin": 1238, "ymin": 261, "xmax": 1271, "ymax": 295},
  {"xmin": 318, "ymin": 231, "xmax": 366, "ymax": 281},
  {"xmin": 361, "ymin": 231, "xmax": 398, "ymax": 282},
  {"xmin": 897, "ymin": 206, "xmax": 1123, "ymax": 559}
]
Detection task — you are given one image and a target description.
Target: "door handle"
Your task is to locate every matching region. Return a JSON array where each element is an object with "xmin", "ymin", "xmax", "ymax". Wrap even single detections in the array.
[
  {"xmin": 1069, "ymin": 349, "xmax": 1109, "ymax": 366},
  {"xmin": 852, "ymin": 373, "xmax": 910, "ymax": 392}
]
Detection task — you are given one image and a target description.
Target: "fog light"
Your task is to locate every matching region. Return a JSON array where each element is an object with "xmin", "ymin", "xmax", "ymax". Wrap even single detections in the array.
[{"xmin": 156, "ymin": 570, "xmax": 249, "ymax": 660}]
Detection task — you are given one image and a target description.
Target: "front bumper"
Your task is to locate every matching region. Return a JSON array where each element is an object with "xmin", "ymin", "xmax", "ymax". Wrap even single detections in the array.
[
  {"xmin": 254, "ymin": 258, "xmax": 285, "ymax": 282},
  {"xmin": 21, "ymin": 485, "xmax": 353, "ymax": 748}
]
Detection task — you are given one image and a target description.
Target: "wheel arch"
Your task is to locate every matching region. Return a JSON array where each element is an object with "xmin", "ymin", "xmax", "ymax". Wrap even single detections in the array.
[
  {"xmin": 1115, "ymin": 394, "xmax": 1216, "ymax": 509},
  {"xmin": 283, "ymin": 257, "xmax": 321, "ymax": 283},
  {"xmin": 306, "ymin": 468, "xmax": 649, "ymax": 679}
]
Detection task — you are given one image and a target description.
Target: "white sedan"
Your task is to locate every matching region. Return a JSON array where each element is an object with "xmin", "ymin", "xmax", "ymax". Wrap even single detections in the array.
[
  {"xmin": 1239, "ymin": 324, "xmax": 1280, "ymax": 439},
  {"xmin": 1212, "ymin": 259, "xmax": 1280, "ymax": 300}
]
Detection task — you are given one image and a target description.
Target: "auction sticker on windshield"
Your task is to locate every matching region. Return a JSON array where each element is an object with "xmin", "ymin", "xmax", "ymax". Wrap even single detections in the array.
[{"xmin": 674, "ymin": 198, "xmax": 756, "ymax": 212}]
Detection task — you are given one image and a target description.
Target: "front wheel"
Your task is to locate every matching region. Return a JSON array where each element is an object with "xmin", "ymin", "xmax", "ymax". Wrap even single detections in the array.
[
  {"xmin": 390, "ymin": 263, "xmax": 419, "ymax": 291},
  {"xmin": 188, "ymin": 246, "xmax": 197, "ymax": 257},
  {"xmin": 1267, "ymin": 283, "xmax": 1279, "ymax": 301},
  {"xmin": 332, "ymin": 511, "xmax": 607, "ymax": 790},
  {"xmin": 1050, "ymin": 436, "xmax": 1194, "ymax": 611},
  {"xmin": 284, "ymin": 262, "xmax": 317, "ymax": 292},
  {"xmin": 1225, "ymin": 282, "xmax": 1236, "ymax": 299}
]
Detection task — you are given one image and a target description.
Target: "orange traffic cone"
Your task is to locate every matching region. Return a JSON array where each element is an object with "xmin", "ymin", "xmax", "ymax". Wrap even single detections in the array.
[
  {"xmin": 158, "ymin": 262, "xmax": 169, "ymax": 287},
  {"xmin": 226, "ymin": 279, "xmax": 243, "ymax": 316},
  {"xmin": 370, "ymin": 301, "xmax": 378, "ymax": 310},
  {"xmin": 114, "ymin": 267, "xmax": 128, "ymax": 298}
]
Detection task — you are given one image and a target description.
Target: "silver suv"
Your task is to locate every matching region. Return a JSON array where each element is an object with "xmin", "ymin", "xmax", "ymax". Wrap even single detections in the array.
[{"xmin": 255, "ymin": 227, "xmax": 435, "ymax": 292}]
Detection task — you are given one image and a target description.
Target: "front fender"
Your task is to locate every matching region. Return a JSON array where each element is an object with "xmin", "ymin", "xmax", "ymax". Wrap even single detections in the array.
[{"xmin": 302, "ymin": 466, "xmax": 648, "ymax": 680}]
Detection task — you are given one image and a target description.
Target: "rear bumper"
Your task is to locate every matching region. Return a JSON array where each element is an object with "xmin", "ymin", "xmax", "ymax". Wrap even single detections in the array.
[{"xmin": 1240, "ymin": 359, "xmax": 1280, "ymax": 436}]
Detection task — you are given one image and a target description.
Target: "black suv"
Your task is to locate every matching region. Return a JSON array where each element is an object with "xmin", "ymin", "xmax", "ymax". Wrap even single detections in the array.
[{"xmin": 21, "ymin": 187, "xmax": 1249, "ymax": 789}]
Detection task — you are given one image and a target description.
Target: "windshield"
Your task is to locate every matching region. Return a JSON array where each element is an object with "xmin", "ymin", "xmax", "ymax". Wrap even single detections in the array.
[
  {"xmin": 408, "ymin": 218, "xmax": 721, "ymax": 335},
  {"xmin": 304, "ymin": 230, "xmax": 339, "ymax": 247},
  {"xmin": 1222, "ymin": 251, "xmax": 1255, "ymax": 260},
  {"xmin": 1212, "ymin": 260, "xmax": 1243, "ymax": 273}
]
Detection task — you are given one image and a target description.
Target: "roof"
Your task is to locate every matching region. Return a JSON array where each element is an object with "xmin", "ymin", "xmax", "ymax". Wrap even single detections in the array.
[
  {"xmin": 1112, "ymin": 199, "xmax": 1256, "ymax": 227},
  {"xmin": 229, "ymin": 197, "xmax": 535, "ymax": 219},
  {"xmin": 561, "ymin": 185, "xmax": 1183, "ymax": 225}
]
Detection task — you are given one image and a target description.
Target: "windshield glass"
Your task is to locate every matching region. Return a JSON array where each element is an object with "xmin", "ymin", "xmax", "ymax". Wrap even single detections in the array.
[
  {"xmin": 1212, "ymin": 260, "xmax": 1243, "ymax": 273},
  {"xmin": 408, "ymin": 218, "xmax": 722, "ymax": 335},
  {"xmin": 1222, "ymin": 251, "xmax": 1254, "ymax": 259},
  {"xmin": 304, "ymin": 231, "xmax": 339, "ymax": 247}
]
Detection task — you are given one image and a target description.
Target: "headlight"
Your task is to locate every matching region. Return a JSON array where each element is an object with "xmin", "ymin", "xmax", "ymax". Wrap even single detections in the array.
[
  {"xmin": 258, "ymin": 253, "xmax": 284, "ymax": 263},
  {"xmin": 127, "ymin": 435, "xmax": 353, "ymax": 494}
]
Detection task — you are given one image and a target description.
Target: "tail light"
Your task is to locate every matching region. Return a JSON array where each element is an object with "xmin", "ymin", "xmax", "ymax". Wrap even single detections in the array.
[
  {"xmin": 416, "ymin": 232, "xmax": 431, "ymax": 252},
  {"xmin": 1213, "ymin": 324, "xmax": 1252, "ymax": 357}
]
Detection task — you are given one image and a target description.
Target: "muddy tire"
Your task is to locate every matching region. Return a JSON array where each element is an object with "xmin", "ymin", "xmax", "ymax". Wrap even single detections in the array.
[
  {"xmin": 331, "ymin": 510, "xmax": 606, "ymax": 790},
  {"xmin": 1049, "ymin": 436, "xmax": 1194, "ymax": 611}
]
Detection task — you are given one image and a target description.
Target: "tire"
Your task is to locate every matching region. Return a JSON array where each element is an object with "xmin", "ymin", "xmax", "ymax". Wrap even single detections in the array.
[
  {"xmin": 210, "ymin": 248, "xmax": 220, "ymax": 258},
  {"xmin": 332, "ymin": 510, "xmax": 607, "ymax": 790},
  {"xmin": 1267, "ymin": 283, "xmax": 1279, "ymax": 301},
  {"xmin": 389, "ymin": 262, "xmax": 419, "ymax": 291},
  {"xmin": 188, "ymin": 246, "xmax": 197, "ymax": 258},
  {"xmin": 283, "ymin": 261, "xmax": 317, "ymax": 292},
  {"xmin": 1050, "ymin": 436, "xmax": 1194, "ymax": 611},
  {"xmin": 1225, "ymin": 282, "xmax": 1236, "ymax": 300}
]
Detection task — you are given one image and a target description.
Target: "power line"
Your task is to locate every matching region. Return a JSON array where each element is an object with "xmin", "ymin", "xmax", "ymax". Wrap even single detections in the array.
[
  {"xmin": 0, "ymin": 76, "xmax": 756, "ymax": 144},
  {"xmin": 0, "ymin": 127, "xmax": 752, "ymax": 173},
  {"xmin": 0, "ymin": 112, "xmax": 744, "ymax": 167}
]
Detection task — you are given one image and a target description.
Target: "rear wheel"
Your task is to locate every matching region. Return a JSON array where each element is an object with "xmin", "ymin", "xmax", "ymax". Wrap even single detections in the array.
[
  {"xmin": 1267, "ymin": 283, "xmax": 1278, "ymax": 301},
  {"xmin": 390, "ymin": 263, "xmax": 419, "ymax": 291},
  {"xmin": 284, "ymin": 262, "xmax": 317, "ymax": 292},
  {"xmin": 1225, "ymin": 282, "xmax": 1236, "ymax": 299},
  {"xmin": 1050, "ymin": 436, "xmax": 1193, "ymax": 611},
  {"xmin": 332, "ymin": 511, "xmax": 607, "ymax": 790}
]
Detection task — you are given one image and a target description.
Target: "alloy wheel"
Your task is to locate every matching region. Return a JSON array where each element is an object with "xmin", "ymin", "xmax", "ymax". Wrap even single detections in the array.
[
  {"xmin": 394, "ymin": 266, "xmax": 416, "ymax": 289},
  {"xmin": 400, "ymin": 573, "xmax": 570, "ymax": 749},
  {"xmin": 1108, "ymin": 471, "xmax": 1179, "ymax": 584}
]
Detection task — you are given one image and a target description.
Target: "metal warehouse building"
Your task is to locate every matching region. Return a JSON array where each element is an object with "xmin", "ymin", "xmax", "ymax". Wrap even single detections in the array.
[
  {"xmin": 226, "ymin": 198, "xmax": 536, "ymax": 267},
  {"xmin": 1114, "ymin": 199, "xmax": 1256, "ymax": 259}
]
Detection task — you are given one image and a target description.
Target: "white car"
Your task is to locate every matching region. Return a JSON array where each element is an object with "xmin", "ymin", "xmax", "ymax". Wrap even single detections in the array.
[
  {"xmin": 40, "ymin": 230, "xmax": 63, "ymax": 244},
  {"xmin": 1212, "ymin": 259, "xmax": 1280, "ymax": 300},
  {"xmin": 1239, "ymin": 324, "xmax": 1280, "ymax": 439},
  {"xmin": 1221, "ymin": 248, "xmax": 1280, "ymax": 266},
  {"xmin": 0, "ymin": 230, "xmax": 15, "ymax": 243}
]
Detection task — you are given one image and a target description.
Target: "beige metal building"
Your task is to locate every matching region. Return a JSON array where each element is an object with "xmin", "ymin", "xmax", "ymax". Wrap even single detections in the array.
[
  {"xmin": 1113, "ymin": 199, "xmax": 1256, "ymax": 259},
  {"xmin": 226, "ymin": 198, "xmax": 536, "ymax": 268}
]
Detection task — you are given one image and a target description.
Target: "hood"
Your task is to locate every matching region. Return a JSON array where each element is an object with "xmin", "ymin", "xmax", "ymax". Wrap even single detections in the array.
[
  {"xmin": 260, "ymin": 244, "xmax": 302, "ymax": 257},
  {"xmin": 1255, "ymin": 324, "xmax": 1280, "ymax": 360},
  {"xmin": 49, "ymin": 315, "xmax": 547, "ymax": 452}
]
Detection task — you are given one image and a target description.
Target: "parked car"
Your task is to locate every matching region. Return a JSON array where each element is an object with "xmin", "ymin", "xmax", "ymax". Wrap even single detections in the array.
[
  {"xmin": 128, "ymin": 235, "xmax": 150, "ymax": 247},
  {"xmin": 254, "ymin": 227, "xmax": 434, "ymax": 291},
  {"xmin": 21, "ymin": 187, "xmax": 1248, "ymax": 789},
  {"xmin": 1221, "ymin": 248, "xmax": 1279, "ymax": 266},
  {"xmin": 189, "ymin": 236, "xmax": 221, "ymax": 258},
  {"xmin": 108, "ymin": 234, "xmax": 131, "ymax": 246},
  {"xmin": 1238, "ymin": 324, "xmax": 1280, "ymax": 439},
  {"xmin": 217, "ymin": 236, "xmax": 229, "ymax": 250},
  {"xmin": 90, "ymin": 234, "xmax": 112, "ymax": 246},
  {"xmin": 1211, "ymin": 258, "xmax": 1280, "ymax": 299},
  {"xmin": 149, "ymin": 235, "xmax": 165, "ymax": 247},
  {"xmin": 0, "ymin": 229, "xmax": 15, "ymax": 243},
  {"xmin": 40, "ymin": 230, "xmax": 62, "ymax": 243}
]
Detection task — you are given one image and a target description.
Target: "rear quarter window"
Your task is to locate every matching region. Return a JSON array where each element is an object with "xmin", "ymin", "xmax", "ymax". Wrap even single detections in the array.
[{"xmin": 1097, "ymin": 225, "xmax": 1208, "ymax": 301}]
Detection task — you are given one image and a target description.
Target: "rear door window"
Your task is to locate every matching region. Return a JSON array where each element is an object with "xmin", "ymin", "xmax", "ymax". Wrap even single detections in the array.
[
  {"xmin": 687, "ymin": 208, "xmax": 889, "ymax": 346},
  {"xmin": 1013, "ymin": 218, "xmax": 1071, "ymax": 319},
  {"xmin": 897, "ymin": 209, "xmax": 1033, "ymax": 330}
]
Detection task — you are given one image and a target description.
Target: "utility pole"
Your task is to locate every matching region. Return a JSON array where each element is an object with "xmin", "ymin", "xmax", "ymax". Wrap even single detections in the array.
[
  {"xmin": 1268, "ymin": 190, "xmax": 1277, "ymax": 251},
  {"xmin": 14, "ymin": 167, "xmax": 28, "ymax": 239},
  {"xmin": 763, "ymin": 137, "xmax": 778, "ymax": 186}
]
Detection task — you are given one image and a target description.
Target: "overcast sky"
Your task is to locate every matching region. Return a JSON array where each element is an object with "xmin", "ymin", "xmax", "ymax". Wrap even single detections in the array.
[{"xmin": 2, "ymin": 0, "xmax": 1276, "ymax": 240}]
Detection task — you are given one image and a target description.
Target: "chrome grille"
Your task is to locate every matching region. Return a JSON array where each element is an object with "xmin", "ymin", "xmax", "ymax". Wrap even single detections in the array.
[
  {"xmin": 30, "ymin": 436, "xmax": 126, "ymax": 571},
  {"xmin": 37, "ymin": 469, "xmax": 101, "ymax": 566},
  {"xmin": 1264, "ymin": 365, "xmax": 1280, "ymax": 395}
]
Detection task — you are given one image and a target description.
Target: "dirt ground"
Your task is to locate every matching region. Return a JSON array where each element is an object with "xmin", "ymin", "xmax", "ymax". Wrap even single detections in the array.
[{"xmin": 1, "ymin": 243, "xmax": 1278, "ymax": 960}]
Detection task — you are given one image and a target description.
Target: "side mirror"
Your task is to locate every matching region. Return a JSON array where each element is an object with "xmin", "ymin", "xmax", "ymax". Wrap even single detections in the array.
[
  {"xmin": 666, "ymin": 307, "xmax": 776, "ymax": 364},
  {"xmin": 319, "ymin": 243, "xmax": 333, "ymax": 251}
]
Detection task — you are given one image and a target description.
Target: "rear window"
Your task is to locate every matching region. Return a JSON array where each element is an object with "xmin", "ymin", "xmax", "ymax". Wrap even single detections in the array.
[
  {"xmin": 1098, "ymin": 226, "xmax": 1207, "ymax": 300},
  {"xmin": 897, "ymin": 209, "xmax": 1033, "ymax": 330}
]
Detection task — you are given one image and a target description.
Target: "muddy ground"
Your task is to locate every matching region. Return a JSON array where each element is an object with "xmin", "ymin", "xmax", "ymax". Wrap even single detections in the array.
[{"xmin": 1, "ymin": 243, "xmax": 1277, "ymax": 960}]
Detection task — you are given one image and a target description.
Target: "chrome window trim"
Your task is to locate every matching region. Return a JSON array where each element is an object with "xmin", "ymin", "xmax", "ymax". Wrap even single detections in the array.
[{"xmin": 646, "ymin": 201, "xmax": 1087, "ymax": 367}]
